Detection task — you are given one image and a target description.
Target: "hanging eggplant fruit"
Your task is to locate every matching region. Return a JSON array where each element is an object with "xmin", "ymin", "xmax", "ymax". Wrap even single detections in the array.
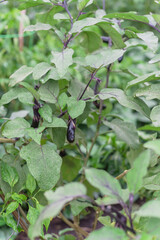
[{"xmin": 67, "ymin": 117, "xmax": 76, "ymax": 143}]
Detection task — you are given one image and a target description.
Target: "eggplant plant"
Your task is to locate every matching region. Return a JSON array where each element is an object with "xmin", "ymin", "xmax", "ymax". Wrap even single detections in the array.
[{"xmin": 1, "ymin": 0, "xmax": 160, "ymax": 239}]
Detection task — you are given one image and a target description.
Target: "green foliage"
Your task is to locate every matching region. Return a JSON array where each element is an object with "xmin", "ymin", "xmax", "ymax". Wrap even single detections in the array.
[{"xmin": 1, "ymin": 0, "xmax": 160, "ymax": 239}]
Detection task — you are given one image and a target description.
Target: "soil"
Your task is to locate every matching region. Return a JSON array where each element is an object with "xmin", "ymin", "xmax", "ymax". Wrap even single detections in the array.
[{"xmin": 15, "ymin": 209, "xmax": 103, "ymax": 240}]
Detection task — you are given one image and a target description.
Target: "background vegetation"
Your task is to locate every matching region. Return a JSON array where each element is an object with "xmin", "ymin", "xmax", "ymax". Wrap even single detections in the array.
[{"xmin": 1, "ymin": 0, "xmax": 160, "ymax": 239}]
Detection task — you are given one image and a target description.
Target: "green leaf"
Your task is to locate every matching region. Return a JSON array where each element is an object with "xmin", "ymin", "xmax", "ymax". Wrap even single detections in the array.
[
  {"xmin": 70, "ymin": 199, "xmax": 92, "ymax": 216},
  {"xmin": 39, "ymin": 104, "xmax": 53, "ymax": 123},
  {"xmin": 144, "ymin": 139, "xmax": 160, "ymax": 155},
  {"xmin": 33, "ymin": 62, "xmax": 52, "ymax": 80},
  {"xmin": 104, "ymin": 12, "xmax": 149, "ymax": 23},
  {"xmin": 103, "ymin": 119, "xmax": 139, "ymax": 149},
  {"xmin": 18, "ymin": 0, "xmax": 51, "ymax": 9},
  {"xmin": 20, "ymin": 82, "xmax": 40, "ymax": 100},
  {"xmin": 2, "ymin": 118, "xmax": 30, "ymax": 138},
  {"xmin": 85, "ymin": 168, "xmax": 122, "ymax": 201},
  {"xmin": 24, "ymin": 23, "xmax": 53, "ymax": 32},
  {"xmin": 0, "ymin": 162, "xmax": 19, "ymax": 188},
  {"xmin": 11, "ymin": 193, "xmax": 27, "ymax": 204},
  {"xmin": 51, "ymin": 49, "xmax": 74, "ymax": 78},
  {"xmin": 29, "ymin": 183, "xmax": 86, "ymax": 240},
  {"xmin": 0, "ymin": 88, "xmax": 33, "ymax": 106},
  {"xmin": 70, "ymin": 18, "xmax": 104, "ymax": 34},
  {"xmin": 51, "ymin": 128, "xmax": 66, "ymax": 149},
  {"xmin": 126, "ymin": 71, "xmax": 160, "ymax": 89},
  {"xmin": 26, "ymin": 126, "xmax": 45, "ymax": 145},
  {"xmin": 42, "ymin": 117, "xmax": 67, "ymax": 128},
  {"xmin": 150, "ymin": 105, "xmax": 160, "ymax": 127},
  {"xmin": 68, "ymin": 79, "xmax": 94, "ymax": 99},
  {"xmin": 77, "ymin": 0, "xmax": 90, "ymax": 11},
  {"xmin": 98, "ymin": 88, "xmax": 150, "ymax": 118},
  {"xmin": 58, "ymin": 93, "xmax": 68, "ymax": 110},
  {"xmin": 6, "ymin": 202, "xmax": 19, "ymax": 215},
  {"xmin": 27, "ymin": 205, "xmax": 40, "ymax": 225},
  {"xmin": 38, "ymin": 80, "xmax": 59, "ymax": 103},
  {"xmin": 98, "ymin": 22, "xmax": 126, "ymax": 48},
  {"xmin": 9, "ymin": 65, "xmax": 33, "ymax": 87},
  {"xmin": 135, "ymin": 84, "xmax": 160, "ymax": 100},
  {"xmin": 86, "ymin": 226, "xmax": 127, "ymax": 240},
  {"xmin": 81, "ymin": 31, "xmax": 102, "ymax": 52},
  {"xmin": 4, "ymin": 214, "xmax": 18, "ymax": 232},
  {"xmin": 61, "ymin": 156, "xmax": 82, "ymax": 182},
  {"xmin": 85, "ymin": 48, "xmax": 125, "ymax": 68},
  {"xmin": 67, "ymin": 97, "xmax": 86, "ymax": 119},
  {"xmin": 126, "ymin": 150, "xmax": 150, "ymax": 194},
  {"xmin": 137, "ymin": 31, "xmax": 158, "ymax": 52},
  {"xmin": 26, "ymin": 174, "xmax": 37, "ymax": 194},
  {"xmin": 144, "ymin": 173, "xmax": 160, "ymax": 190},
  {"xmin": 136, "ymin": 200, "xmax": 160, "ymax": 218},
  {"xmin": 20, "ymin": 141, "xmax": 62, "ymax": 190},
  {"xmin": 149, "ymin": 53, "xmax": 160, "ymax": 64}
]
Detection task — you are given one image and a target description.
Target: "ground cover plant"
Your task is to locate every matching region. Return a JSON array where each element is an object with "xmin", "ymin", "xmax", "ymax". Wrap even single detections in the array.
[{"xmin": 1, "ymin": 0, "xmax": 160, "ymax": 239}]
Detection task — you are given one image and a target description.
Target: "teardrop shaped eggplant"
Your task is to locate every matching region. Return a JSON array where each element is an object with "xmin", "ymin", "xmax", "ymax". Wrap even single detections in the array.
[{"xmin": 67, "ymin": 118, "xmax": 76, "ymax": 143}]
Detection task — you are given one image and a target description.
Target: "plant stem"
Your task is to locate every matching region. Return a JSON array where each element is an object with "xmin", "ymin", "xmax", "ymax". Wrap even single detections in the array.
[
  {"xmin": 59, "ymin": 213, "xmax": 88, "ymax": 237},
  {"xmin": 0, "ymin": 138, "xmax": 16, "ymax": 143},
  {"xmin": 116, "ymin": 169, "xmax": 129, "ymax": 180},
  {"xmin": 103, "ymin": 0, "xmax": 106, "ymax": 10},
  {"xmin": 92, "ymin": 208, "xmax": 101, "ymax": 231},
  {"xmin": 78, "ymin": 71, "xmax": 97, "ymax": 100},
  {"xmin": 81, "ymin": 99, "xmax": 103, "ymax": 182}
]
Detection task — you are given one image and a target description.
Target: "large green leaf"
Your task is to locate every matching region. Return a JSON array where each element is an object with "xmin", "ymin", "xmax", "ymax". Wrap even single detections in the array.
[
  {"xmin": 137, "ymin": 31, "xmax": 158, "ymax": 52},
  {"xmin": 2, "ymin": 118, "xmax": 30, "ymax": 138},
  {"xmin": 126, "ymin": 150, "xmax": 150, "ymax": 194},
  {"xmin": 61, "ymin": 156, "xmax": 82, "ymax": 182},
  {"xmin": 85, "ymin": 48, "xmax": 125, "ymax": 68},
  {"xmin": 85, "ymin": 168, "xmax": 122, "ymax": 201},
  {"xmin": 104, "ymin": 12, "xmax": 149, "ymax": 23},
  {"xmin": 29, "ymin": 183, "xmax": 86, "ymax": 240},
  {"xmin": 20, "ymin": 82, "xmax": 40, "ymax": 100},
  {"xmin": 77, "ymin": 0, "xmax": 91, "ymax": 10},
  {"xmin": 70, "ymin": 18, "xmax": 105, "ymax": 34},
  {"xmin": 0, "ymin": 88, "xmax": 33, "ymax": 106},
  {"xmin": 26, "ymin": 126, "xmax": 45, "ymax": 145},
  {"xmin": 38, "ymin": 104, "xmax": 53, "ymax": 123},
  {"xmin": 9, "ymin": 66, "xmax": 33, "ymax": 87},
  {"xmin": 18, "ymin": 0, "xmax": 51, "ymax": 10},
  {"xmin": 0, "ymin": 162, "xmax": 19, "ymax": 188},
  {"xmin": 103, "ymin": 119, "xmax": 139, "ymax": 148},
  {"xmin": 67, "ymin": 97, "xmax": 86, "ymax": 119},
  {"xmin": 51, "ymin": 49, "xmax": 74, "ymax": 78},
  {"xmin": 136, "ymin": 200, "xmax": 160, "ymax": 218},
  {"xmin": 135, "ymin": 84, "xmax": 160, "ymax": 100},
  {"xmin": 126, "ymin": 71, "xmax": 160, "ymax": 89},
  {"xmin": 98, "ymin": 88, "xmax": 150, "ymax": 118},
  {"xmin": 42, "ymin": 117, "xmax": 67, "ymax": 128},
  {"xmin": 38, "ymin": 80, "xmax": 59, "ymax": 103},
  {"xmin": 144, "ymin": 139, "xmax": 160, "ymax": 155},
  {"xmin": 86, "ymin": 226, "xmax": 127, "ymax": 240},
  {"xmin": 20, "ymin": 141, "xmax": 62, "ymax": 190},
  {"xmin": 144, "ymin": 173, "xmax": 160, "ymax": 190},
  {"xmin": 98, "ymin": 22, "xmax": 126, "ymax": 48},
  {"xmin": 150, "ymin": 105, "xmax": 160, "ymax": 127},
  {"xmin": 24, "ymin": 23, "xmax": 53, "ymax": 32},
  {"xmin": 33, "ymin": 62, "xmax": 52, "ymax": 80}
]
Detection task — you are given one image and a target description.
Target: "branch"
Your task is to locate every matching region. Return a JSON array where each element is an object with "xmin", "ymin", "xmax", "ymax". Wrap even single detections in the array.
[
  {"xmin": 78, "ymin": 71, "xmax": 97, "ymax": 100},
  {"xmin": 59, "ymin": 212, "xmax": 88, "ymax": 237},
  {"xmin": 116, "ymin": 170, "xmax": 129, "ymax": 180},
  {"xmin": 0, "ymin": 138, "xmax": 17, "ymax": 143},
  {"xmin": 103, "ymin": 0, "xmax": 106, "ymax": 10}
]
